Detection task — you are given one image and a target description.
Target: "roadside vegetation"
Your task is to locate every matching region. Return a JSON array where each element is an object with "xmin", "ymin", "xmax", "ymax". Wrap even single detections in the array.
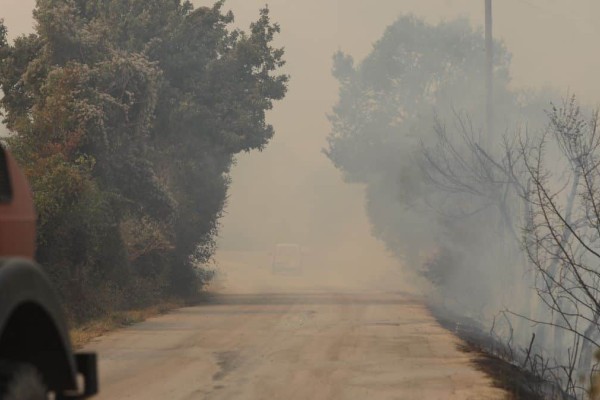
[
  {"xmin": 0, "ymin": 0, "xmax": 288, "ymax": 324},
  {"xmin": 70, "ymin": 298, "xmax": 186, "ymax": 348}
]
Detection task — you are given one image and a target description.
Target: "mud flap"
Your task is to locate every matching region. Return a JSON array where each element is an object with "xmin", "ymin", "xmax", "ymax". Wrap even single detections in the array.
[{"xmin": 76, "ymin": 353, "xmax": 98, "ymax": 398}]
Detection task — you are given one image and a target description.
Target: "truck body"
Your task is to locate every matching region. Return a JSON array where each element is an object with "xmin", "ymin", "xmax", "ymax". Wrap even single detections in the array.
[{"xmin": 0, "ymin": 146, "xmax": 97, "ymax": 399}]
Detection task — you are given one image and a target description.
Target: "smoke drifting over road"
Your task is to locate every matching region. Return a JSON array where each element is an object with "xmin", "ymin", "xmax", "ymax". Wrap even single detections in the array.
[
  {"xmin": 4, "ymin": 1, "xmax": 600, "ymax": 395},
  {"xmin": 201, "ymin": 2, "xmax": 600, "ymax": 394}
]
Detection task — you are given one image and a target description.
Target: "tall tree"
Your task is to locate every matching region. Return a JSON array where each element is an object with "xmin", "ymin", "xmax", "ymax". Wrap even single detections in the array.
[{"xmin": 0, "ymin": 1, "xmax": 288, "ymax": 320}]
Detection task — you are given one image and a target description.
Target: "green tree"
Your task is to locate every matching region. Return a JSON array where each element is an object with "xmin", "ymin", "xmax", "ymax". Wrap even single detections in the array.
[{"xmin": 0, "ymin": 1, "xmax": 287, "ymax": 320}]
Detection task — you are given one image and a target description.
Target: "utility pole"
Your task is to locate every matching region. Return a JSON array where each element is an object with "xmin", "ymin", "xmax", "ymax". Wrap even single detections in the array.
[{"xmin": 485, "ymin": 0, "xmax": 493, "ymax": 141}]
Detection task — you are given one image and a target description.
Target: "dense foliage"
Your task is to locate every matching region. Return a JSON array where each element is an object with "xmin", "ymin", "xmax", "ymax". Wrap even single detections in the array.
[{"xmin": 0, "ymin": 0, "xmax": 287, "ymax": 321}]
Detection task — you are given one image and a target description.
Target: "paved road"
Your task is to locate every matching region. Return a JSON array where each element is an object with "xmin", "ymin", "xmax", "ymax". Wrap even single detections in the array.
[{"xmin": 86, "ymin": 289, "xmax": 506, "ymax": 399}]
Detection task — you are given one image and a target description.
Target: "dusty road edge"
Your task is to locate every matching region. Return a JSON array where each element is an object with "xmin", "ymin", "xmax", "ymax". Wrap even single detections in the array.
[{"xmin": 70, "ymin": 296, "xmax": 206, "ymax": 349}]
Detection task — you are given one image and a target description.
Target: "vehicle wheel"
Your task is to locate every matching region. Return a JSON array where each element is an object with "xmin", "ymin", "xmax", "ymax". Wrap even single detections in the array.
[{"xmin": 0, "ymin": 362, "xmax": 47, "ymax": 400}]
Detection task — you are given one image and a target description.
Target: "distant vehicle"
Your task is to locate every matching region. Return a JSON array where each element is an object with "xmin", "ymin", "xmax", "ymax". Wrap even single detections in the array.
[
  {"xmin": 271, "ymin": 244, "xmax": 303, "ymax": 275},
  {"xmin": 0, "ymin": 146, "xmax": 97, "ymax": 399}
]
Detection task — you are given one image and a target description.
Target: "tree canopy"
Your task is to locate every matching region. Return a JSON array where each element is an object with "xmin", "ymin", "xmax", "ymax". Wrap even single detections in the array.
[{"xmin": 0, "ymin": 0, "xmax": 288, "ymax": 321}]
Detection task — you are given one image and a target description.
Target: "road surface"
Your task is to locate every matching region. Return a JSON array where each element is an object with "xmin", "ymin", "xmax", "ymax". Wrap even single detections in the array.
[{"xmin": 84, "ymin": 252, "xmax": 507, "ymax": 399}]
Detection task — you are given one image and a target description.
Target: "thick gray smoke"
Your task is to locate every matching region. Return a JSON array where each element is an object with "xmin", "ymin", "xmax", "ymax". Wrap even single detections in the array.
[
  {"xmin": 191, "ymin": 3, "xmax": 600, "ymax": 393},
  {"xmin": 4, "ymin": 0, "xmax": 600, "ymax": 396},
  {"xmin": 325, "ymin": 12, "xmax": 598, "ymax": 397}
]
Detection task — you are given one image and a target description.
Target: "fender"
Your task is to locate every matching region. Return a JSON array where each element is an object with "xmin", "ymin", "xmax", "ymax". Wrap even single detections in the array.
[
  {"xmin": 0, "ymin": 148, "xmax": 36, "ymax": 259},
  {"xmin": 0, "ymin": 258, "xmax": 78, "ymax": 392}
]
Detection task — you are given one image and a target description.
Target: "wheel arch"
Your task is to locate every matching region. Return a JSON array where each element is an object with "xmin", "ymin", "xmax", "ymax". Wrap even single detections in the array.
[{"xmin": 0, "ymin": 258, "xmax": 78, "ymax": 392}]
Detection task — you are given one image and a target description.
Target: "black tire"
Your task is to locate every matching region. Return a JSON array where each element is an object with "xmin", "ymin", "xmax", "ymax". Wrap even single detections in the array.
[{"xmin": 0, "ymin": 362, "xmax": 47, "ymax": 400}]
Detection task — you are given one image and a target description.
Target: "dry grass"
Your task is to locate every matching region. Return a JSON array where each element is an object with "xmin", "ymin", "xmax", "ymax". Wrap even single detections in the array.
[{"xmin": 70, "ymin": 299, "xmax": 185, "ymax": 349}]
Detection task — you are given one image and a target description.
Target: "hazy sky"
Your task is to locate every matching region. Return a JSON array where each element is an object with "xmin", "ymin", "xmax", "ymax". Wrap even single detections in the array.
[{"xmin": 1, "ymin": 0, "xmax": 599, "ymax": 259}]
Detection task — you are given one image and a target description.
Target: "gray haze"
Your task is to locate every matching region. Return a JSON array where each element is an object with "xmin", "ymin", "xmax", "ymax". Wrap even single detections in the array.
[
  {"xmin": 2, "ymin": 0, "xmax": 600, "ymax": 280},
  {"xmin": 199, "ymin": 0, "xmax": 600, "ymax": 283}
]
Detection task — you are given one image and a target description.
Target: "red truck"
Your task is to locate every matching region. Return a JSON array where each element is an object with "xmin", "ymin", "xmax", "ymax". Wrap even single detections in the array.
[{"xmin": 0, "ymin": 146, "xmax": 97, "ymax": 399}]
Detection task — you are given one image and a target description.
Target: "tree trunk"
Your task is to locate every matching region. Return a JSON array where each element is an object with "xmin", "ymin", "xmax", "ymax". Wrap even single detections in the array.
[{"xmin": 552, "ymin": 172, "xmax": 581, "ymax": 358}]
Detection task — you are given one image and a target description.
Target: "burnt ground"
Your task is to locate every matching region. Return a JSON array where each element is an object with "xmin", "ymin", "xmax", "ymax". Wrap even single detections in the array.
[{"xmin": 430, "ymin": 304, "xmax": 552, "ymax": 400}]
